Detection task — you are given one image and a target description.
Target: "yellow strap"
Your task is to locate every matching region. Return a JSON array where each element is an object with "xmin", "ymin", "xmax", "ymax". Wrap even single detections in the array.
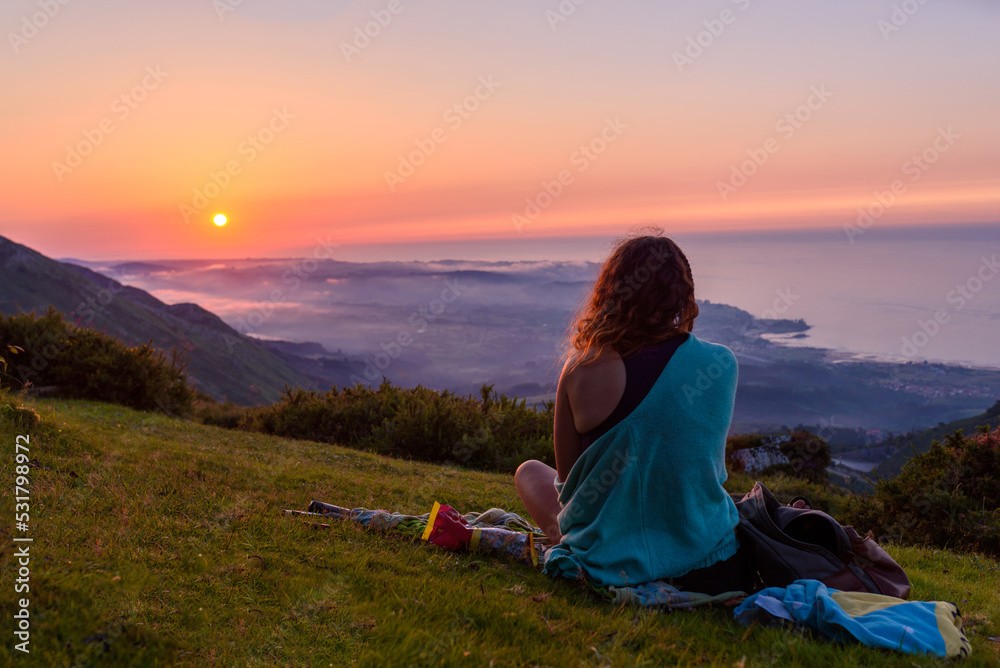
[
  {"xmin": 420, "ymin": 501, "xmax": 441, "ymax": 541},
  {"xmin": 470, "ymin": 528, "xmax": 481, "ymax": 551}
]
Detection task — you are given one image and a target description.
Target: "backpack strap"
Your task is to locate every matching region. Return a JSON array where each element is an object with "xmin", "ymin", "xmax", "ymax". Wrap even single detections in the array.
[{"xmin": 787, "ymin": 495, "xmax": 812, "ymax": 509}]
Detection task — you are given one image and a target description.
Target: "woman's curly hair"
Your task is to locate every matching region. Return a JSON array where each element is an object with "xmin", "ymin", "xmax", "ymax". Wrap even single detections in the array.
[{"xmin": 562, "ymin": 230, "xmax": 698, "ymax": 372}]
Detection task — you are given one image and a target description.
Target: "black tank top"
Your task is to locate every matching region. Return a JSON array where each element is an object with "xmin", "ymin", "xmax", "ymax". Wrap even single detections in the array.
[{"xmin": 579, "ymin": 333, "xmax": 689, "ymax": 450}]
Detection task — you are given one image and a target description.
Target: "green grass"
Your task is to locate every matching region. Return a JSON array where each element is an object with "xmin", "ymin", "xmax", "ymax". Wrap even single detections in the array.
[{"xmin": 1, "ymin": 396, "xmax": 998, "ymax": 667}]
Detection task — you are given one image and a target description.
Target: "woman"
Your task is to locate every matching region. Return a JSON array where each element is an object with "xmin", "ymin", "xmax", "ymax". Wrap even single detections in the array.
[{"xmin": 514, "ymin": 231, "xmax": 751, "ymax": 594}]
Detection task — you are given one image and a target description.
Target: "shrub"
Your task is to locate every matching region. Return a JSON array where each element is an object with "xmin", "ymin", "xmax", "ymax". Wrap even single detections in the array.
[
  {"xmin": 842, "ymin": 426, "xmax": 1000, "ymax": 557},
  {"xmin": 725, "ymin": 470, "xmax": 849, "ymax": 516},
  {"xmin": 726, "ymin": 430, "xmax": 830, "ymax": 485},
  {"xmin": 725, "ymin": 432, "xmax": 768, "ymax": 459},
  {"xmin": 193, "ymin": 393, "xmax": 247, "ymax": 429},
  {"xmin": 0, "ymin": 308, "xmax": 194, "ymax": 416},
  {"xmin": 238, "ymin": 380, "xmax": 556, "ymax": 473},
  {"xmin": 771, "ymin": 430, "xmax": 831, "ymax": 484},
  {"xmin": 0, "ymin": 387, "xmax": 41, "ymax": 431}
]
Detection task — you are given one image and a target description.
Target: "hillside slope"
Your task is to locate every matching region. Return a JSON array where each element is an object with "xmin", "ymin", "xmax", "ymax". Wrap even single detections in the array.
[
  {"xmin": 1, "ymin": 395, "xmax": 997, "ymax": 666},
  {"xmin": 873, "ymin": 399, "xmax": 1000, "ymax": 477},
  {"xmin": 0, "ymin": 235, "xmax": 312, "ymax": 404}
]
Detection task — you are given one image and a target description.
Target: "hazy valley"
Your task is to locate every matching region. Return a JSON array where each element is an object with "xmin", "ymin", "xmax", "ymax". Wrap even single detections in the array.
[{"xmin": 60, "ymin": 248, "xmax": 1000, "ymax": 443}]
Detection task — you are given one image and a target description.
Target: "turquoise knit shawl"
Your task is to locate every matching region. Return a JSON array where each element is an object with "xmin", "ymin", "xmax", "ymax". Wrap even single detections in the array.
[{"xmin": 542, "ymin": 334, "xmax": 740, "ymax": 587}]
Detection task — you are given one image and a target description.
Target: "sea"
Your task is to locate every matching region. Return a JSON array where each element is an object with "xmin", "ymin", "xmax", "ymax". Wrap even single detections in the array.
[{"xmin": 316, "ymin": 222, "xmax": 1000, "ymax": 369}]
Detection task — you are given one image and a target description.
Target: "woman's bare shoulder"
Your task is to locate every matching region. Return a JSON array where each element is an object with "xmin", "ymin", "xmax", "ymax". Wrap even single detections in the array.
[
  {"xmin": 563, "ymin": 345, "xmax": 622, "ymax": 380},
  {"xmin": 561, "ymin": 346, "xmax": 624, "ymax": 398},
  {"xmin": 561, "ymin": 346, "xmax": 626, "ymax": 433}
]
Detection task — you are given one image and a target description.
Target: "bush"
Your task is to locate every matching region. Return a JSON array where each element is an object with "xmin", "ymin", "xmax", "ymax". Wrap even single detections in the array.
[
  {"xmin": 726, "ymin": 430, "xmax": 831, "ymax": 485},
  {"xmin": 0, "ymin": 308, "xmax": 194, "ymax": 416},
  {"xmin": 771, "ymin": 430, "xmax": 831, "ymax": 484},
  {"xmin": 237, "ymin": 380, "xmax": 556, "ymax": 473},
  {"xmin": 725, "ymin": 432, "xmax": 768, "ymax": 459},
  {"xmin": 725, "ymin": 470, "xmax": 849, "ymax": 516},
  {"xmin": 0, "ymin": 387, "xmax": 41, "ymax": 431},
  {"xmin": 842, "ymin": 426, "xmax": 1000, "ymax": 557},
  {"xmin": 193, "ymin": 393, "xmax": 247, "ymax": 429}
]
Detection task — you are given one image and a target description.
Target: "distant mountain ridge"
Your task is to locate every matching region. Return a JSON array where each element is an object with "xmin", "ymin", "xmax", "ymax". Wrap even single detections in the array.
[{"xmin": 0, "ymin": 234, "xmax": 348, "ymax": 404}]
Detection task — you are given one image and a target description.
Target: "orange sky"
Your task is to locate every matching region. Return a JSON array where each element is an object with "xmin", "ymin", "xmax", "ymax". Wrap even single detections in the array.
[{"xmin": 1, "ymin": 0, "xmax": 997, "ymax": 260}]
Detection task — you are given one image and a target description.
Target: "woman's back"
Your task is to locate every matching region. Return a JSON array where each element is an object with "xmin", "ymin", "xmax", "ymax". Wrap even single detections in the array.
[
  {"xmin": 543, "ymin": 334, "xmax": 741, "ymax": 587},
  {"xmin": 577, "ymin": 333, "xmax": 689, "ymax": 450},
  {"xmin": 514, "ymin": 231, "xmax": 748, "ymax": 593}
]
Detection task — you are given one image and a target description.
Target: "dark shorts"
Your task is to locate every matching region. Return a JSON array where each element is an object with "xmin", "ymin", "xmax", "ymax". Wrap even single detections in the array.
[{"xmin": 666, "ymin": 537, "xmax": 754, "ymax": 595}]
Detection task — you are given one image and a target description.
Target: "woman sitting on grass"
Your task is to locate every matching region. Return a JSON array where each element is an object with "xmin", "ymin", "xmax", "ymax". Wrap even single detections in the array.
[{"xmin": 514, "ymin": 231, "xmax": 752, "ymax": 595}]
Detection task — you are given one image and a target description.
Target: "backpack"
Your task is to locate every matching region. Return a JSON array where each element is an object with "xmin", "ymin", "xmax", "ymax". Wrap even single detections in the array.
[{"xmin": 734, "ymin": 481, "xmax": 911, "ymax": 599}]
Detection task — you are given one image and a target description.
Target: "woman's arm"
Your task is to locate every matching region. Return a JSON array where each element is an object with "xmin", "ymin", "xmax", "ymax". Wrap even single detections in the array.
[
  {"xmin": 553, "ymin": 357, "xmax": 583, "ymax": 482},
  {"xmin": 553, "ymin": 347, "xmax": 626, "ymax": 481}
]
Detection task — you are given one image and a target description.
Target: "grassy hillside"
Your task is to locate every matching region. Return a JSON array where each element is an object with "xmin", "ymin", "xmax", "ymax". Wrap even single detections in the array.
[
  {"xmin": 1, "ymin": 395, "xmax": 998, "ymax": 666},
  {"xmin": 0, "ymin": 235, "xmax": 313, "ymax": 404}
]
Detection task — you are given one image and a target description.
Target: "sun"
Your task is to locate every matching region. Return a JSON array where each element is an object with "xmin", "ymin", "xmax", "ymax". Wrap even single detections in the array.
[{"xmin": 213, "ymin": 213, "xmax": 228, "ymax": 226}]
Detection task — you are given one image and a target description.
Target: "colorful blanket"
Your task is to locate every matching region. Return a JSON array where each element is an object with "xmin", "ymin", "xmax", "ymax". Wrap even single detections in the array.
[
  {"xmin": 286, "ymin": 500, "xmax": 546, "ymax": 566},
  {"xmin": 605, "ymin": 581, "xmax": 747, "ymax": 610},
  {"xmin": 287, "ymin": 501, "xmax": 973, "ymax": 658},
  {"xmin": 284, "ymin": 500, "xmax": 746, "ymax": 609},
  {"xmin": 735, "ymin": 579, "xmax": 971, "ymax": 659}
]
